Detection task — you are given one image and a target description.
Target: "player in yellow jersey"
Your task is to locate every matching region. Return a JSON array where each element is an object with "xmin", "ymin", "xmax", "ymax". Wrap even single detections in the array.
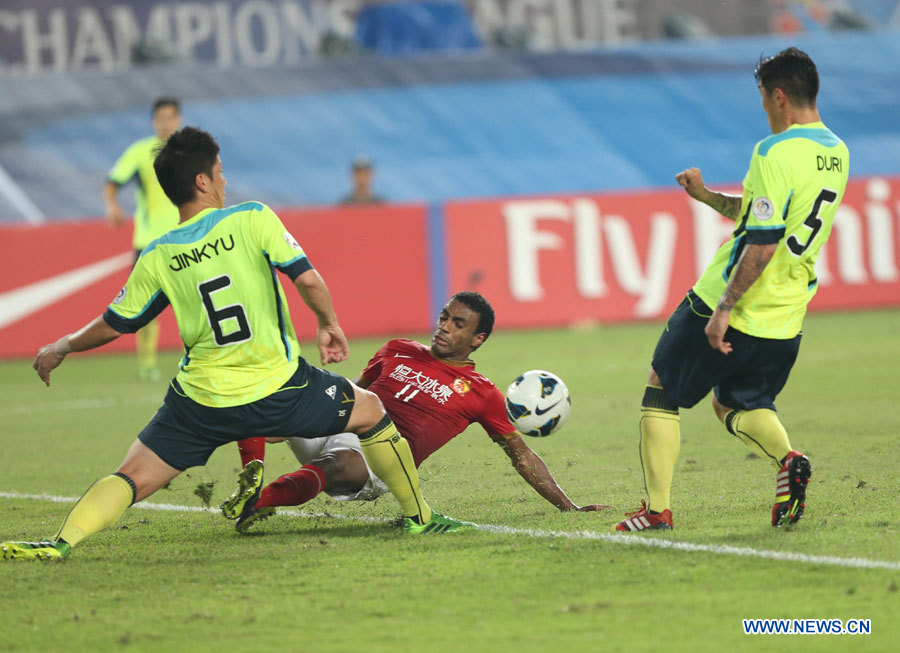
[
  {"xmin": 615, "ymin": 47, "xmax": 849, "ymax": 532},
  {"xmin": 1, "ymin": 127, "xmax": 468, "ymax": 562},
  {"xmin": 103, "ymin": 97, "xmax": 182, "ymax": 380}
]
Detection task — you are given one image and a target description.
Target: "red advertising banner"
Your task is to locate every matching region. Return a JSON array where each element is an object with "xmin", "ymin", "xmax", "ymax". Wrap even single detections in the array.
[
  {"xmin": 2, "ymin": 179, "xmax": 899, "ymax": 360},
  {"xmin": 0, "ymin": 204, "xmax": 431, "ymax": 359},
  {"xmin": 277, "ymin": 204, "xmax": 432, "ymax": 339},
  {"xmin": 0, "ymin": 220, "xmax": 143, "ymax": 358},
  {"xmin": 444, "ymin": 176, "xmax": 900, "ymax": 329}
]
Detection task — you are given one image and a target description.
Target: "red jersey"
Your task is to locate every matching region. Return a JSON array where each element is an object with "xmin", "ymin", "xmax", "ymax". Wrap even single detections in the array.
[{"xmin": 359, "ymin": 339, "xmax": 516, "ymax": 466}]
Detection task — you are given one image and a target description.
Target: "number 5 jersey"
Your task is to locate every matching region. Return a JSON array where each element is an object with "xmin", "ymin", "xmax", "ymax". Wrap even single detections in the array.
[{"xmin": 692, "ymin": 122, "xmax": 849, "ymax": 338}]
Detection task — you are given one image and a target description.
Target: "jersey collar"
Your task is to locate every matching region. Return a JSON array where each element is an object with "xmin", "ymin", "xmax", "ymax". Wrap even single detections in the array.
[
  {"xmin": 427, "ymin": 347, "xmax": 475, "ymax": 368},
  {"xmin": 178, "ymin": 207, "xmax": 218, "ymax": 229},
  {"xmin": 786, "ymin": 121, "xmax": 826, "ymax": 131}
]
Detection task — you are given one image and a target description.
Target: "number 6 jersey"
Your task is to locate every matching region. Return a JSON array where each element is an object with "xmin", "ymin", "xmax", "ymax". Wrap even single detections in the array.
[
  {"xmin": 693, "ymin": 121, "xmax": 849, "ymax": 339},
  {"xmin": 104, "ymin": 202, "xmax": 311, "ymax": 407}
]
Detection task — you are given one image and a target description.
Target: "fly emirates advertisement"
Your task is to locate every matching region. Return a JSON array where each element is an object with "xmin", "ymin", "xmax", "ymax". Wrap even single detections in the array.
[{"xmin": 1, "ymin": 176, "xmax": 898, "ymax": 357}]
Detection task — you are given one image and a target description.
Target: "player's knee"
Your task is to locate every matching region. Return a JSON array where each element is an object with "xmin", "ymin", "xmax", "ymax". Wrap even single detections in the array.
[
  {"xmin": 116, "ymin": 440, "xmax": 181, "ymax": 502},
  {"xmin": 711, "ymin": 395, "xmax": 731, "ymax": 424},
  {"xmin": 641, "ymin": 385, "xmax": 678, "ymax": 412},
  {"xmin": 114, "ymin": 466, "xmax": 176, "ymax": 503},
  {"xmin": 345, "ymin": 386, "xmax": 387, "ymax": 435},
  {"xmin": 317, "ymin": 450, "xmax": 368, "ymax": 493}
]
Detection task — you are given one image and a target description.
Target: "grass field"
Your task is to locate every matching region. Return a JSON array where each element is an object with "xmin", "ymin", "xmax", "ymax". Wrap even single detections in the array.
[{"xmin": 1, "ymin": 309, "xmax": 898, "ymax": 652}]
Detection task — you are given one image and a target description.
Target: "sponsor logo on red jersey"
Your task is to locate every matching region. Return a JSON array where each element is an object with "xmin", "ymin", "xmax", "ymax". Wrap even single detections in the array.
[{"xmin": 452, "ymin": 377, "xmax": 472, "ymax": 395}]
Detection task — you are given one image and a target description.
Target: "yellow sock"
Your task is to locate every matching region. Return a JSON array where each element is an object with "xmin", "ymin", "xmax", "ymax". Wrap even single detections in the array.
[
  {"xmin": 639, "ymin": 386, "xmax": 681, "ymax": 512},
  {"xmin": 725, "ymin": 408, "xmax": 792, "ymax": 470},
  {"xmin": 137, "ymin": 319, "xmax": 160, "ymax": 369},
  {"xmin": 358, "ymin": 416, "xmax": 432, "ymax": 523},
  {"xmin": 55, "ymin": 474, "xmax": 136, "ymax": 547}
]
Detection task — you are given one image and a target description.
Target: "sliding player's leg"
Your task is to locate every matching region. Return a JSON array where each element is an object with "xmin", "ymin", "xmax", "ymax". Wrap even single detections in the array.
[
  {"xmin": 233, "ymin": 435, "xmax": 387, "ymax": 532},
  {"xmin": 220, "ymin": 434, "xmax": 266, "ymax": 520}
]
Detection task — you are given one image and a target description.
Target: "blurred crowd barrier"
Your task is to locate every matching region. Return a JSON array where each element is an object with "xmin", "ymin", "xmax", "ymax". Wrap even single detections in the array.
[{"xmin": 1, "ymin": 175, "xmax": 898, "ymax": 357}]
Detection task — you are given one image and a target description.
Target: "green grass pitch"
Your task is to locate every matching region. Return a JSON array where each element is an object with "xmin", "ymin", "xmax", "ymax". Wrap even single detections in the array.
[{"xmin": 1, "ymin": 309, "xmax": 898, "ymax": 652}]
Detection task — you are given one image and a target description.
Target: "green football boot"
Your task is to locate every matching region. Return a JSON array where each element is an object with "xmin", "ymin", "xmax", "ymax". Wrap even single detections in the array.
[
  {"xmin": 220, "ymin": 459, "xmax": 264, "ymax": 520},
  {"xmin": 235, "ymin": 506, "xmax": 276, "ymax": 533},
  {"xmin": 402, "ymin": 512, "xmax": 475, "ymax": 534},
  {"xmin": 1, "ymin": 539, "xmax": 71, "ymax": 561}
]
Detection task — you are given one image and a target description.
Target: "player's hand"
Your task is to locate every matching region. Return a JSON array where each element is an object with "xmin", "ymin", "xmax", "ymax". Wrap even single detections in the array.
[
  {"xmin": 107, "ymin": 204, "xmax": 126, "ymax": 227},
  {"xmin": 33, "ymin": 343, "xmax": 66, "ymax": 386},
  {"xmin": 316, "ymin": 324, "xmax": 350, "ymax": 365},
  {"xmin": 675, "ymin": 167, "xmax": 708, "ymax": 202},
  {"xmin": 705, "ymin": 309, "xmax": 733, "ymax": 354},
  {"xmin": 573, "ymin": 504, "xmax": 613, "ymax": 512}
]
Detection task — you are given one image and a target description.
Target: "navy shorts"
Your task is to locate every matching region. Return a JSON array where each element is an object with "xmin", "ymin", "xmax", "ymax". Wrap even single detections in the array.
[
  {"xmin": 652, "ymin": 291, "xmax": 801, "ymax": 411},
  {"xmin": 138, "ymin": 360, "xmax": 356, "ymax": 470}
]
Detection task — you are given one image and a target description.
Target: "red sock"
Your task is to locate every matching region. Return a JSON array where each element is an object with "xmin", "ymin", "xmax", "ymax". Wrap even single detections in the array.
[
  {"xmin": 236, "ymin": 437, "xmax": 266, "ymax": 467},
  {"xmin": 256, "ymin": 465, "xmax": 326, "ymax": 508}
]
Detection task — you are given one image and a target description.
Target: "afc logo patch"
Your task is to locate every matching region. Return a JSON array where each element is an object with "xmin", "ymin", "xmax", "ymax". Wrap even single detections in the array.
[
  {"xmin": 452, "ymin": 377, "xmax": 471, "ymax": 395},
  {"xmin": 284, "ymin": 231, "xmax": 303, "ymax": 251},
  {"xmin": 752, "ymin": 197, "xmax": 774, "ymax": 221},
  {"xmin": 112, "ymin": 286, "xmax": 127, "ymax": 305}
]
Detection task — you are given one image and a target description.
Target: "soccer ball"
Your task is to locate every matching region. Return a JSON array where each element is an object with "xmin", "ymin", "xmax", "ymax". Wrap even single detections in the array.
[{"xmin": 505, "ymin": 370, "xmax": 571, "ymax": 437}]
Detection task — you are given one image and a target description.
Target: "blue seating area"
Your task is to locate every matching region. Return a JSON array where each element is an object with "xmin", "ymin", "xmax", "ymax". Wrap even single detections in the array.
[
  {"xmin": 2, "ymin": 31, "xmax": 899, "ymax": 221},
  {"xmin": 355, "ymin": 1, "xmax": 482, "ymax": 55}
]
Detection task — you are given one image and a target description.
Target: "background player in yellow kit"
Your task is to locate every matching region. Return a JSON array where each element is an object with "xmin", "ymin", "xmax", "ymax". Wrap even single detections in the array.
[
  {"xmin": 616, "ymin": 47, "xmax": 850, "ymax": 532},
  {"xmin": 103, "ymin": 97, "xmax": 182, "ymax": 380}
]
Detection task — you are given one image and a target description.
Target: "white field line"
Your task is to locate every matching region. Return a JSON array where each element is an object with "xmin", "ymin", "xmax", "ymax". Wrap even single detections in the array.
[{"xmin": 2, "ymin": 491, "xmax": 898, "ymax": 571}]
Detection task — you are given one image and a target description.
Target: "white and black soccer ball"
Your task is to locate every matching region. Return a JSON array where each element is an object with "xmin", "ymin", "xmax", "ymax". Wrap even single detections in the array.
[{"xmin": 505, "ymin": 370, "xmax": 571, "ymax": 437}]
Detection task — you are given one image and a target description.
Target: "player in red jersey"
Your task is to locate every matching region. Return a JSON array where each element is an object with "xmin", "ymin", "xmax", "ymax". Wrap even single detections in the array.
[{"xmin": 223, "ymin": 291, "xmax": 610, "ymax": 531}]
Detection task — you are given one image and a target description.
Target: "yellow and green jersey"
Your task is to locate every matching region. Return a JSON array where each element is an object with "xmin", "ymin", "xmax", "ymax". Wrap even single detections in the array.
[
  {"xmin": 693, "ymin": 122, "xmax": 849, "ymax": 339},
  {"xmin": 108, "ymin": 136, "xmax": 180, "ymax": 250},
  {"xmin": 104, "ymin": 201, "xmax": 313, "ymax": 407}
]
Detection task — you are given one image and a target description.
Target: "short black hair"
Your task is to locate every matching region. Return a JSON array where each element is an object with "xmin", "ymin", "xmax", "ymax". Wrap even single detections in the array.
[
  {"xmin": 154, "ymin": 127, "xmax": 219, "ymax": 207},
  {"xmin": 754, "ymin": 47, "xmax": 819, "ymax": 107},
  {"xmin": 449, "ymin": 291, "xmax": 495, "ymax": 341},
  {"xmin": 152, "ymin": 96, "xmax": 180, "ymax": 116}
]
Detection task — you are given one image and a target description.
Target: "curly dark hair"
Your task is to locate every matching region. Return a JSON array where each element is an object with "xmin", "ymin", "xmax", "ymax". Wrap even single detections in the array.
[
  {"xmin": 154, "ymin": 127, "xmax": 219, "ymax": 207},
  {"xmin": 449, "ymin": 291, "xmax": 495, "ymax": 342},
  {"xmin": 754, "ymin": 47, "xmax": 819, "ymax": 107}
]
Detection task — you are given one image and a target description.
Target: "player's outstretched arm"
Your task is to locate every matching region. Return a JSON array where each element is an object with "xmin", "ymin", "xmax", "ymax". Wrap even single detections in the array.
[
  {"xmin": 293, "ymin": 269, "xmax": 349, "ymax": 365},
  {"xmin": 491, "ymin": 433, "xmax": 612, "ymax": 512},
  {"xmin": 675, "ymin": 167, "xmax": 742, "ymax": 220},
  {"xmin": 33, "ymin": 315, "xmax": 123, "ymax": 386}
]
